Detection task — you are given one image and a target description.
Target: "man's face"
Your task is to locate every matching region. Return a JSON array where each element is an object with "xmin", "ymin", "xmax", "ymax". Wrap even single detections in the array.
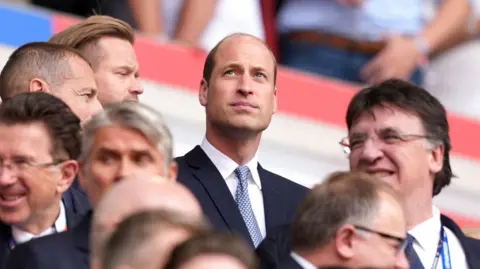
[
  {"xmin": 93, "ymin": 37, "xmax": 143, "ymax": 105},
  {"xmin": 347, "ymin": 105, "xmax": 443, "ymax": 197},
  {"xmin": 54, "ymin": 56, "xmax": 103, "ymax": 125},
  {"xmin": 199, "ymin": 36, "xmax": 277, "ymax": 138},
  {"xmin": 79, "ymin": 125, "xmax": 176, "ymax": 207},
  {"xmin": 0, "ymin": 123, "xmax": 75, "ymax": 227},
  {"xmin": 179, "ymin": 254, "xmax": 248, "ymax": 269},
  {"xmin": 349, "ymin": 192, "xmax": 409, "ymax": 269}
]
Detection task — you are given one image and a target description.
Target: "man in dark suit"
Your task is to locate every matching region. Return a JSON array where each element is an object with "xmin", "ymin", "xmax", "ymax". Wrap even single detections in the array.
[
  {"xmin": 0, "ymin": 93, "xmax": 87, "ymax": 269},
  {"xmin": 6, "ymin": 102, "xmax": 179, "ymax": 269},
  {"xmin": 176, "ymin": 33, "xmax": 308, "ymax": 249},
  {"xmin": 275, "ymin": 171, "xmax": 409, "ymax": 269},
  {"xmin": 257, "ymin": 79, "xmax": 480, "ymax": 269}
]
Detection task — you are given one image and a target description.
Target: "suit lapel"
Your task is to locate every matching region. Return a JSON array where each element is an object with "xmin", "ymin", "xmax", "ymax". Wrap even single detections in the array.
[
  {"xmin": 258, "ymin": 164, "xmax": 282, "ymax": 231},
  {"xmin": 65, "ymin": 205, "xmax": 88, "ymax": 229},
  {"xmin": 186, "ymin": 146, "xmax": 253, "ymax": 245},
  {"xmin": 0, "ymin": 223, "xmax": 11, "ymax": 268},
  {"xmin": 441, "ymin": 214, "xmax": 480, "ymax": 268},
  {"xmin": 73, "ymin": 213, "xmax": 92, "ymax": 267}
]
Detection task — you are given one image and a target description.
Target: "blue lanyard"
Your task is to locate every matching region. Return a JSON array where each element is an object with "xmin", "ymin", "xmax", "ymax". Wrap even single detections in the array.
[{"xmin": 431, "ymin": 226, "xmax": 452, "ymax": 269}]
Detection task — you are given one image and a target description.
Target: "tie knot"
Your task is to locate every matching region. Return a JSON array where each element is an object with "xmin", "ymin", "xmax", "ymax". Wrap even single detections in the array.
[{"xmin": 235, "ymin": 166, "xmax": 250, "ymax": 184}]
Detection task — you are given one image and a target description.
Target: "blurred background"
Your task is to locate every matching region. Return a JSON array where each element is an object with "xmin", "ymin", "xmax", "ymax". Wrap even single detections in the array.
[{"xmin": 1, "ymin": 0, "xmax": 480, "ymax": 230}]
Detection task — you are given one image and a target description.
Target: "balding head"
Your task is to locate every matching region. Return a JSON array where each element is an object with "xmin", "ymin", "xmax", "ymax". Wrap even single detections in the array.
[
  {"xmin": 90, "ymin": 177, "xmax": 203, "ymax": 265},
  {"xmin": 202, "ymin": 33, "xmax": 277, "ymax": 85}
]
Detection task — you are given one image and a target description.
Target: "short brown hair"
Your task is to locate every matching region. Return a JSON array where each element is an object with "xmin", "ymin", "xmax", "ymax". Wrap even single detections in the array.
[
  {"xmin": 291, "ymin": 171, "xmax": 401, "ymax": 252},
  {"xmin": 49, "ymin": 15, "xmax": 135, "ymax": 69},
  {"xmin": 0, "ymin": 42, "xmax": 89, "ymax": 99},
  {"xmin": 164, "ymin": 232, "xmax": 258, "ymax": 269},
  {"xmin": 0, "ymin": 92, "xmax": 81, "ymax": 160},
  {"xmin": 103, "ymin": 210, "xmax": 210, "ymax": 269}
]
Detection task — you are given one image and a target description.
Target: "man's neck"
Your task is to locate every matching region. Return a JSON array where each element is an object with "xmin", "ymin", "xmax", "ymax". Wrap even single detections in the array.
[
  {"xmin": 295, "ymin": 247, "xmax": 338, "ymax": 268},
  {"xmin": 14, "ymin": 201, "xmax": 61, "ymax": 235},
  {"xmin": 405, "ymin": 196, "xmax": 434, "ymax": 230},
  {"xmin": 205, "ymin": 127, "xmax": 261, "ymax": 165}
]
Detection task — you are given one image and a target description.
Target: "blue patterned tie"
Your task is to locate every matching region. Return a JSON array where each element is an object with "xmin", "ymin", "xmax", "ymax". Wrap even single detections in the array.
[
  {"xmin": 234, "ymin": 166, "xmax": 263, "ymax": 247},
  {"xmin": 405, "ymin": 234, "xmax": 425, "ymax": 269}
]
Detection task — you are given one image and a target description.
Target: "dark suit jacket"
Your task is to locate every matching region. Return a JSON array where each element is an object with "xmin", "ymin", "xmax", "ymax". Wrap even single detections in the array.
[
  {"xmin": 176, "ymin": 146, "xmax": 308, "ymax": 247},
  {"xmin": 5, "ymin": 212, "xmax": 92, "ymax": 269},
  {"xmin": 277, "ymin": 255, "xmax": 304, "ymax": 269},
  {"xmin": 257, "ymin": 215, "xmax": 480, "ymax": 269},
  {"xmin": 62, "ymin": 182, "xmax": 91, "ymax": 216},
  {"xmin": 0, "ymin": 202, "xmax": 87, "ymax": 269}
]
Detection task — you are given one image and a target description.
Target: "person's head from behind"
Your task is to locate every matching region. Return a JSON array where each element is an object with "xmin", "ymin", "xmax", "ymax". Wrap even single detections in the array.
[
  {"xmin": 164, "ymin": 232, "xmax": 258, "ymax": 269},
  {"xmin": 0, "ymin": 92, "xmax": 80, "ymax": 231},
  {"xmin": 0, "ymin": 42, "xmax": 102, "ymax": 124},
  {"xmin": 90, "ymin": 177, "xmax": 204, "ymax": 268},
  {"xmin": 291, "ymin": 171, "xmax": 409, "ymax": 269},
  {"xmin": 200, "ymin": 33, "xmax": 278, "ymax": 141},
  {"xmin": 78, "ymin": 102, "xmax": 177, "ymax": 207},
  {"xmin": 102, "ymin": 210, "xmax": 210, "ymax": 269},
  {"xmin": 343, "ymin": 79, "xmax": 451, "ymax": 203},
  {"xmin": 49, "ymin": 15, "xmax": 143, "ymax": 104}
]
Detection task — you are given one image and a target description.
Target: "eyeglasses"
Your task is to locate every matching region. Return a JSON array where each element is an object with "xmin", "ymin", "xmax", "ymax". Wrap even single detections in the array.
[
  {"xmin": 0, "ymin": 158, "xmax": 66, "ymax": 173},
  {"xmin": 339, "ymin": 129, "xmax": 432, "ymax": 156},
  {"xmin": 354, "ymin": 225, "xmax": 408, "ymax": 254}
]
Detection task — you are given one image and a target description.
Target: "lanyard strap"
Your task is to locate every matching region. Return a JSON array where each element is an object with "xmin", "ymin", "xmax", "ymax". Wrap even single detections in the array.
[{"xmin": 431, "ymin": 226, "xmax": 452, "ymax": 269}]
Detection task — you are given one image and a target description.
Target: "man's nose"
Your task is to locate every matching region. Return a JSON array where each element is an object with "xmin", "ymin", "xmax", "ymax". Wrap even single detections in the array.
[
  {"xmin": 0, "ymin": 166, "xmax": 17, "ymax": 186},
  {"xmin": 358, "ymin": 139, "xmax": 384, "ymax": 164}
]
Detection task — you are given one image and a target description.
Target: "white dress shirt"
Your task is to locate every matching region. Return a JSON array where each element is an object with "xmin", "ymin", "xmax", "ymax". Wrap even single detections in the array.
[
  {"xmin": 409, "ymin": 207, "xmax": 469, "ymax": 269},
  {"xmin": 290, "ymin": 252, "xmax": 317, "ymax": 269},
  {"xmin": 200, "ymin": 137, "xmax": 266, "ymax": 238},
  {"xmin": 11, "ymin": 201, "xmax": 67, "ymax": 244}
]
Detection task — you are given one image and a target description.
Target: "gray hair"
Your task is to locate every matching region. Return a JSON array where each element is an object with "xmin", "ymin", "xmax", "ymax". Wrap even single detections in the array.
[
  {"xmin": 79, "ymin": 102, "xmax": 173, "ymax": 166},
  {"xmin": 290, "ymin": 171, "xmax": 401, "ymax": 252}
]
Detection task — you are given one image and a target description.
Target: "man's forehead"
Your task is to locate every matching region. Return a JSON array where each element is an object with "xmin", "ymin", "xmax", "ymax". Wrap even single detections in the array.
[
  {"xmin": 215, "ymin": 36, "xmax": 275, "ymax": 67},
  {"xmin": 350, "ymin": 106, "xmax": 423, "ymax": 132}
]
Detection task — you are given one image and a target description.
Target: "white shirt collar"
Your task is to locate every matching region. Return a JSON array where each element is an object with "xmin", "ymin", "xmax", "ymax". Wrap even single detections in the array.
[
  {"xmin": 200, "ymin": 137, "xmax": 262, "ymax": 190},
  {"xmin": 11, "ymin": 201, "xmax": 67, "ymax": 244},
  {"xmin": 408, "ymin": 206, "xmax": 442, "ymax": 251},
  {"xmin": 290, "ymin": 252, "xmax": 317, "ymax": 269}
]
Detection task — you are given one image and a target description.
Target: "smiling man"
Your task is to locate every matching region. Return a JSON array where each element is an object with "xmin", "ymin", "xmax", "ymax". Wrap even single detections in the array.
[
  {"xmin": 0, "ymin": 93, "xmax": 86, "ymax": 269},
  {"xmin": 343, "ymin": 79, "xmax": 480, "ymax": 269},
  {"xmin": 176, "ymin": 33, "xmax": 308, "ymax": 248}
]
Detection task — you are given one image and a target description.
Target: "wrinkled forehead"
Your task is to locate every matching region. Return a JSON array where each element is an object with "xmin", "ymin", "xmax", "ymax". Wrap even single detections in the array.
[{"xmin": 349, "ymin": 105, "xmax": 425, "ymax": 135}]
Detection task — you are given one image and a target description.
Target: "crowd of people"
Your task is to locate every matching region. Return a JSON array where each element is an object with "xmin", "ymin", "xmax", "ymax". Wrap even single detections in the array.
[{"xmin": 0, "ymin": 10, "xmax": 477, "ymax": 269}]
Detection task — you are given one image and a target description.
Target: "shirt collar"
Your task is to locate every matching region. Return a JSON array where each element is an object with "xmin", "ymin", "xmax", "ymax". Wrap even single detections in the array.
[
  {"xmin": 200, "ymin": 137, "xmax": 262, "ymax": 190},
  {"xmin": 290, "ymin": 252, "xmax": 317, "ymax": 269},
  {"xmin": 11, "ymin": 201, "xmax": 67, "ymax": 244},
  {"xmin": 408, "ymin": 206, "xmax": 441, "ymax": 251}
]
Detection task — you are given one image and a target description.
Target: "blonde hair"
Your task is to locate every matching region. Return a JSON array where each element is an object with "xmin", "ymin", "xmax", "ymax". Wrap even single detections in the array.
[{"xmin": 49, "ymin": 15, "xmax": 135, "ymax": 69}]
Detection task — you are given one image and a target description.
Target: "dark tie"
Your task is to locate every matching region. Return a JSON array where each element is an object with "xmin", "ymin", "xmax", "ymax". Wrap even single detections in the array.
[{"xmin": 405, "ymin": 234, "xmax": 425, "ymax": 269}]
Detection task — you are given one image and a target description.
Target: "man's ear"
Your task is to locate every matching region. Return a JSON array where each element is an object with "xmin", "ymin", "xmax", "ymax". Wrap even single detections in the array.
[
  {"xmin": 168, "ymin": 161, "xmax": 178, "ymax": 181},
  {"xmin": 29, "ymin": 78, "xmax": 51, "ymax": 93},
  {"xmin": 335, "ymin": 224, "xmax": 356, "ymax": 260},
  {"xmin": 199, "ymin": 78, "xmax": 208, "ymax": 107},
  {"xmin": 57, "ymin": 160, "xmax": 79, "ymax": 194}
]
